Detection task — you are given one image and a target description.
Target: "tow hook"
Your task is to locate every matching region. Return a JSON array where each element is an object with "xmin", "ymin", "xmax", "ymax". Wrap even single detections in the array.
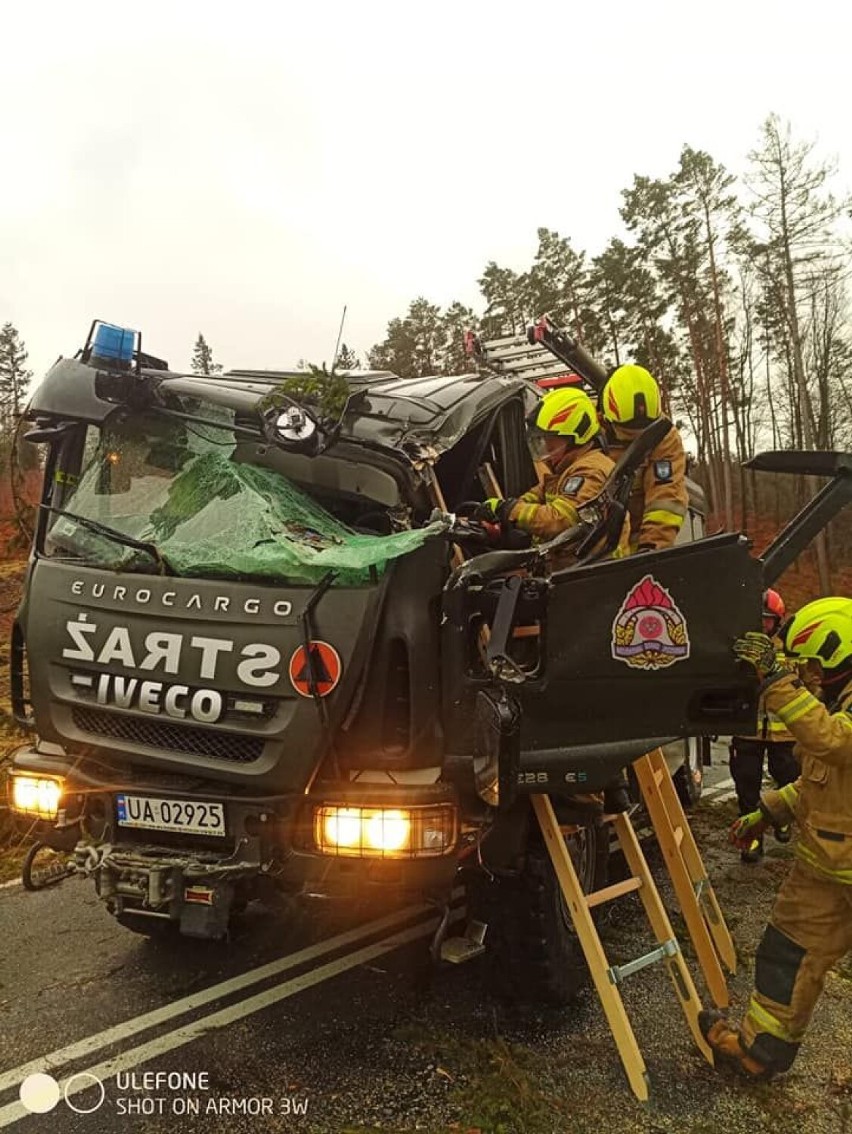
[{"xmin": 77, "ymin": 843, "xmax": 111, "ymax": 876}]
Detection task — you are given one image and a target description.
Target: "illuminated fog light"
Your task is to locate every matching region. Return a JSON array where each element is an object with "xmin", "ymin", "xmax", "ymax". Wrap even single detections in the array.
[
  {"xmin": 314, "ymin": 804, "xmax": 456, "ymax": 858},
  {"xmin": 364, "ymin": 809, "xmax": 410, "ymax": 853},
  {"xmin": 322, "ymin": 807, "xmax": 362, "ymax": 850},
  {"xmin": 10, "ymin": 775, "xmax": 64, "ymax": 819}
]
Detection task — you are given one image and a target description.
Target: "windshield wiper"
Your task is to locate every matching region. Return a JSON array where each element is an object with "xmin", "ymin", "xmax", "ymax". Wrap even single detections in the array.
[
  {"xmin": 150, "ymin": 405, "xmax": 261, "ymax": 440},
  {"xmin": 40, "ymin": 505, "xmax": 171, "ymax": 575}
]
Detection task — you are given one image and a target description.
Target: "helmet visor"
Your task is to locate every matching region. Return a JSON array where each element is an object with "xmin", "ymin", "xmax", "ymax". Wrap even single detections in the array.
[{"xmin": 526, "ymin": 426, "xmax": 553, "ymax": 463}]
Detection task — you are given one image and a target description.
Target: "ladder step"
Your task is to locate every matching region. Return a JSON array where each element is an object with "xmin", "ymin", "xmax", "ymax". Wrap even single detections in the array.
[
  {"xmin": 586, "ymin": 876, "xmax": 642, "ymax": 909},
  {"xmin": 440, "ymin": 920, "xmax": 488, "ymax": 964},
  {"xmin": 608, "ymin": 939, "xmax": 679, "ymax": 985}
]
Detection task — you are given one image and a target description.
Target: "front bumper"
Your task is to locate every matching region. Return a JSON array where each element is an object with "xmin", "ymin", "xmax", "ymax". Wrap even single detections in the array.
[{"xmin": 9, "ymin": 746, "xmax": 462, "ymax": 903}]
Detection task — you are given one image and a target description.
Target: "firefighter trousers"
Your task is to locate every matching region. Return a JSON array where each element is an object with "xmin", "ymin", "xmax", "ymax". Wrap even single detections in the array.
[
  {"xmin": 741, "ymin": 861, "xmax": 852, "ymax": 1072},
  {"xmin": 729, "ymin": 738, "xmax": 798, "ymax": 816}
]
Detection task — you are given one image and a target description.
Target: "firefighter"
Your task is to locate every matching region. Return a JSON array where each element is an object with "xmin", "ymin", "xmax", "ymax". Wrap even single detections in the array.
[
  {"xmin": 476, "ymin": 386, "xmax": 630, "ymax": 563},
  {"xmin": 729, "ymin": 589, "xmax": 799, "ymax": 863},
  {"xmin": 599, "ymin": 364, "xmax": 688, "ymax": 552},
  {"xmin": 477, "ymin": 387, "xmax": 632, "ymax": 813},
  {"xmin": 700, "ymin": 599, "xmax": 852, "ymax": 1080}
]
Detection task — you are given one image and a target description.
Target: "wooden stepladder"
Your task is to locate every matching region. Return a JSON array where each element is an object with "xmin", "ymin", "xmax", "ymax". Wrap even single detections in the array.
[
  {"xmin": 632, "ymin": 748, "xmax": 737, "ymax": 1007},
  {"xmin": 531, "ymin": 773, "xmax": 721, "ymax": 1102}
]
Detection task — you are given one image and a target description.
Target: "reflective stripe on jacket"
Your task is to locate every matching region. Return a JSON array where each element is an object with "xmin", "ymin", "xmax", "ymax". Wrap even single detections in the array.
[
  {"xmin": 509, "ymin": 445, "xmax": 630, "ymax": 560},
  {"xmin": 737, "ymin": 645, "xmax": 796, "ymax": 742},
  {"xmin": 606, "ymin": 422, "xmax": 688, "ymax": 551},
  {"xmin": 760, "ymin": 674, "xmax": 852, "ymax": 882}
]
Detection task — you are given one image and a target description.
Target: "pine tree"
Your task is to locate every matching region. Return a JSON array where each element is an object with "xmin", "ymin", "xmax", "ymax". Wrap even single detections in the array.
[
  {"xmin": 439, "ymin": 302, "xmax": 479, "ymax": 374},
  {"xmin": 191, "ymin": 333, "xmax": 223, "ymax": 375},
  {"xmin": 740, "ymin": 116, "xmax": 851, "ymax": 589},
  {"xmin": 675, "ymin": 146, "xmax": 741, "ymax": 529},
  {"xmin": 368, "ymin": 316, "xmax": 418, "ymax": 377},
  {"xmin": 527, "ymin": 228, "xmax": 588, "ymax": 338},
  {"xmin": 0, "ymin": 323, "xmax": 32, "ymax": 433},
  {"xmin": 478, "ymin": 263, "xmax": 530, "ymax": 335},
  {"xmin": 368, "ymin": 298, "xmax": 444, "ymax": 378},
  {"xmin": 334, "ymin": 342, "xmax": 360, "ymax": 370}
]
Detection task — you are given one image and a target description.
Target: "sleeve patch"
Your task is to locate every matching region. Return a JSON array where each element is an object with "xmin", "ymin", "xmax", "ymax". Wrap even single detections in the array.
[
  {"xmin": 653, "ymin": 459, "xmax": 673, "ymax": 483},
  {"xmin": 562, "ymin": 476, "xmax": 585, "ymax": 496}
]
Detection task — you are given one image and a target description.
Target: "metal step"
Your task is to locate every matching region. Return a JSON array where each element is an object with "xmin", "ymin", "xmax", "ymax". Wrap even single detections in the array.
[{"xmin": 439, "ymin": 919, "xmax": 488, "ymax": 964}]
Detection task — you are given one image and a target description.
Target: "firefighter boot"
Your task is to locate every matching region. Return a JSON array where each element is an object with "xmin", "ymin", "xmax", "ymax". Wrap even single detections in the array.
[
  {"xmin": 741, "ymin": 836, "xmax": 764, "ymax": 864},
  {"xmin": 698, "ymin": 1011, "xmax": 773, "ymax": 1080}
]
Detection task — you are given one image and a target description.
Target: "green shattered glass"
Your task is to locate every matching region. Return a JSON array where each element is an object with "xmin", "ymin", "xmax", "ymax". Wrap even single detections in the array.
[
  {"xmin": 51, "ymin": 411, "xmax": 445, "ymax": 585},
  {"xmin": 153, "ymin": 452, "xmax": 443, "ymax": 583}
]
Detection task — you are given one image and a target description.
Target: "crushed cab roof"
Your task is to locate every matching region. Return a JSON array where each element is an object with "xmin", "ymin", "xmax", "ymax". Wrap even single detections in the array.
[{"xmin": 28, "ymin": 359, "xmax": 531, "ymax": 459}]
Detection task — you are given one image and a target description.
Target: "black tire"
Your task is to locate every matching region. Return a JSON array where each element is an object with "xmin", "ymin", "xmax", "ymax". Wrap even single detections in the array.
[
  {"xmin": 21, "ymin": 843, "xmax": 76, "ymax": 892},
  {"xmin": 674, "ymin": 737, "xmax": 707, "ymax": 809},
  {"xmin": 470, "ymin": 819, "xmax": 609, "ymax": 1007}
]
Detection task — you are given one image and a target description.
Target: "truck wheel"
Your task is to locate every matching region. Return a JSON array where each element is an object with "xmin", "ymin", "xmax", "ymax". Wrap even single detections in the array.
[
  {"xmin": 21, "ymin": 843, "xmax": 76, "ymax": 892},
  {"xmin": 673, "ymin": 737, "xmax": 706, "ymax": 809},
  {"xmin": 471, "ymin": 819, "xmax": 609, "ymax": 1007}
]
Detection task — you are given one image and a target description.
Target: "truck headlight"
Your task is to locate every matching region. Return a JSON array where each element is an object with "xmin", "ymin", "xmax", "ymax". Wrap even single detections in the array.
[
  {"xmin": 9, "ymin": 775, "xmax": 64, "ymax": 820},
  {"xmin": 313, "ymin": 804, "xmax": 456, "ymax": 858}
]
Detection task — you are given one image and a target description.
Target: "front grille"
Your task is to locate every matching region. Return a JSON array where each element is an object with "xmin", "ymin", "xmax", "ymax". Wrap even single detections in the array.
[{"xmin": 71, "ymin": 707, "xmax": 264, "ymax": 764}]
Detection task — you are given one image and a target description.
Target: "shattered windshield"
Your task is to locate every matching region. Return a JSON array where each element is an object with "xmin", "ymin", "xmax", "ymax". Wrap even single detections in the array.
[{"xmin": 45, "ymin": 407, "xmax": 444, "ymax": 584}]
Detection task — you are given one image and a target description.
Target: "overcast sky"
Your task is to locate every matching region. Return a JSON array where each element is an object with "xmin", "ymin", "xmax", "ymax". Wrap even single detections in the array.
[{"xmin": 3, "ymin": 0, "xmax": 850, "ymax": 386}]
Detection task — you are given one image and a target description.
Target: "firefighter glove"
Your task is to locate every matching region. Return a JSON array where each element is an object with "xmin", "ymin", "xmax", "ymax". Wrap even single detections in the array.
[
  {"xmin": 729, "ymin": 809, "xmax": 769, "ymax": 850},
  {"xmin": 479, "ymin": 520, "xmax": 503, "ymax": 545},
  {"xmin": 474, "ymin": 498, "xmax": 516, "ymax": 525},
  {"xmin": 733, "ymin": 632, "xmax": 788, "ymax": 682}
]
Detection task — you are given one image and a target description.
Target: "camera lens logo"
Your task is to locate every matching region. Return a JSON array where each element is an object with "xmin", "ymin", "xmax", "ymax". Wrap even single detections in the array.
[
  {"xmin": 20, "ymin": 1071, "xmax": 105, "ymax": 1114},
  {"xmin": 19, "ymin": 1074, "xmax": 60, "ymax": 1114}
]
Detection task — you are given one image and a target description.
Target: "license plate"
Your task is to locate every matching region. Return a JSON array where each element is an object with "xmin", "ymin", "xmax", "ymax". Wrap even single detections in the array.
[{"xmin": 116, "ymin": 794, "xmax": 226, "ymax": 837}]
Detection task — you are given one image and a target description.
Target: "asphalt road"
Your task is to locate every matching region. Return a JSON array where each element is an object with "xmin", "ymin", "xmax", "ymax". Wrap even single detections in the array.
[{"xmin": 5, "ymin": 753, "xmax": 849, "ymax": 1134}]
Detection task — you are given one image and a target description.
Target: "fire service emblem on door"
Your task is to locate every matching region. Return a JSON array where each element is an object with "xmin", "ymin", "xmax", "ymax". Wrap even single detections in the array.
[{"xmin": 611, "ymin": 574, "xmax": 690, "ymax": 671}]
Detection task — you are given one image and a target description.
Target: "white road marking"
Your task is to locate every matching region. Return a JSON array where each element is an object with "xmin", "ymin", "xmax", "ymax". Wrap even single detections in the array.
[
  {"xmin": 702, "ymin": 777, "xmax": 735, "ymax": 800},
  {"xmin": 0, "ymin": 892, "xmax": 461, "ymax": 1096},
  {"xmin": 708, "ymin": 790, "xmax": 736, "ymax": 804},
  {"xmin": 0, "ymin": 880, "xmax": 21, "ymax": 892},
  {"xmin": 0, "ymin": 912, "xmax": 462, "ymax": 1128}
]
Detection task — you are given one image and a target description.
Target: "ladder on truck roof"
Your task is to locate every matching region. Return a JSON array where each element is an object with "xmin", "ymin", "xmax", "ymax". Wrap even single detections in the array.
[{"xmin": 465, "ymin": 314, "xmax": 609, "ymax": 392}]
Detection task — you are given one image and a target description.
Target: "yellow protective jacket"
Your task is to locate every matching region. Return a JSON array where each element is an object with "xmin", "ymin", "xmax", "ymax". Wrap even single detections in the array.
[
  {"xmin": 606, "ymin": 422, "xmax": 688, "ymax": 552},
  {"xmin": 508, "ymin": 445, "xmax": 630, "ymax": 561},
  {"xmin": 737, "ymin": 640, "xmax": 795, "ymax": 743},
  {"xmin": 760, "ymin": 673, "xmax": 852, "ymax": 882}
]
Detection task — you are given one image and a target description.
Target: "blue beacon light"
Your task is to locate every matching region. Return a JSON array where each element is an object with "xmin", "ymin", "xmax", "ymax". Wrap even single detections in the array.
[{"xmin": 91, "ymin": 322, "xmax": 137, "ymax": 366}]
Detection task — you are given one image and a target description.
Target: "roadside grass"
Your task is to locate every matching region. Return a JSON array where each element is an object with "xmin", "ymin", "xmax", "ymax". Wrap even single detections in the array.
[{"xmin": 389, "ymin": 1018, "xmax": 584, "ymax": 1134}]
